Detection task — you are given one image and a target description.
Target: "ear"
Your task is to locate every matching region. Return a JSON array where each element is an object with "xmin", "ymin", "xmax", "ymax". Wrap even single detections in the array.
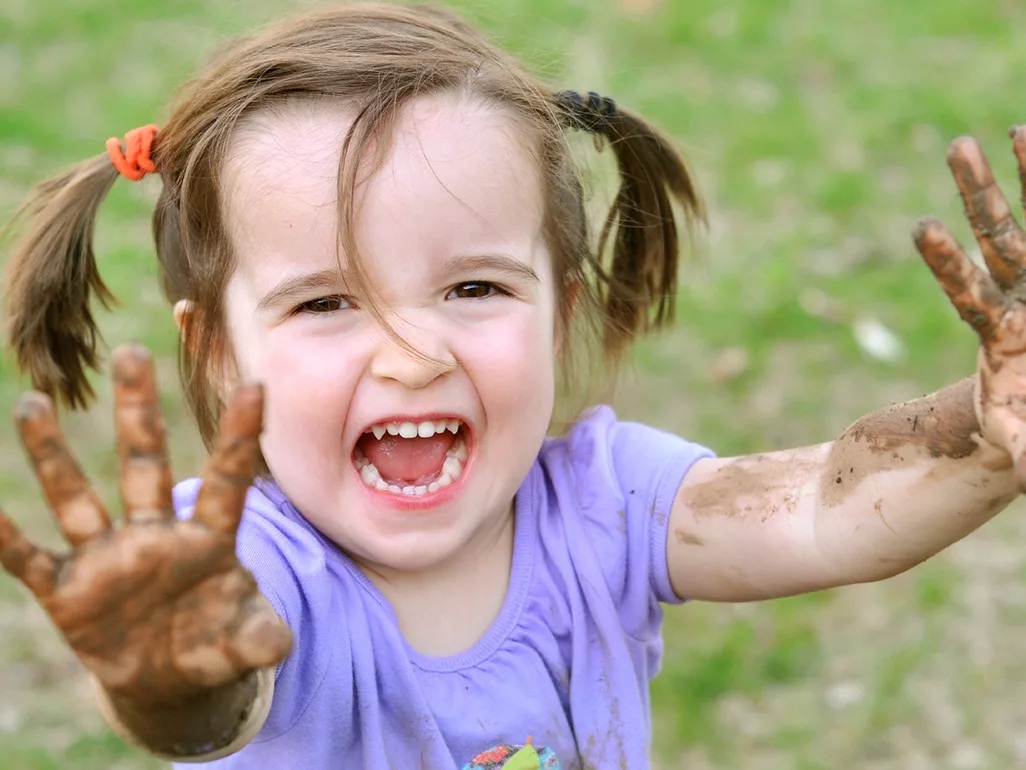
[
  {"xmin": 173, "ymin": 299, "xmax": 238, "ymax": 401},
  {"xmin": 555, "ymin": 281, "xmax": 581, "ymax": 354},
  {"xmin": 173, "ymin": 299, "xmax": 194, "ymax": 343},
  {"xmin": 566, "ymin": 280, "xmax": 581, "ymax": 314}
]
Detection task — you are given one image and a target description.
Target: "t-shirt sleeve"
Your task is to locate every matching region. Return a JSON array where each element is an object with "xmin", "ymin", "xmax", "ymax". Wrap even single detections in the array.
[{"xmin": 552, "ymin": 407, "xmax": 715, "ymax": 637}]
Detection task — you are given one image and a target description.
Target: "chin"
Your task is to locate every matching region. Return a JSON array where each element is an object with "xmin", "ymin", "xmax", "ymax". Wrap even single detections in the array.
[{"xmin": 349, "ymin": 527, "xmax": 471, "ymax": 574}]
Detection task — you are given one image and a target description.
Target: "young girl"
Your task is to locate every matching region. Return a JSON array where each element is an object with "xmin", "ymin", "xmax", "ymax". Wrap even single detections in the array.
[{"xmin": 2, "ymin": 3, "xmax": 1026, "ymax": 769}]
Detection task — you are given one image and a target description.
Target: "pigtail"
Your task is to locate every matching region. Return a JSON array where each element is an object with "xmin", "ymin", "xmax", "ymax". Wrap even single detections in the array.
[
  {"xmin": 2, "ymin": 155, "xmax": 121, "ymax": 408},
  {"xmin": 556, "ymin": 91, "xmax": 706, "ymax": 357}
]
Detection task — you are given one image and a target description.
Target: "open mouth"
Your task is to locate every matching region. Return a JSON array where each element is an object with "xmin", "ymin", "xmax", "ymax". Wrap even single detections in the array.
[{"xmin": 353, "ymin": 418, "xmax": 468, "ymax": 497}]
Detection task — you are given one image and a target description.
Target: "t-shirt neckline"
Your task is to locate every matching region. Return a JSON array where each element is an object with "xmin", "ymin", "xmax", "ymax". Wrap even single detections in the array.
[{"xmin": 265, "ymin": 467, "xmax": 540, "ymax": 674}]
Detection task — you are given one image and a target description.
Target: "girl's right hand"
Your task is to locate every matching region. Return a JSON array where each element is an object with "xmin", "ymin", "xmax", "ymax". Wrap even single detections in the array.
[{"xmin": 0, "ymin": 344, "xmax": 292, "ymax": 710}]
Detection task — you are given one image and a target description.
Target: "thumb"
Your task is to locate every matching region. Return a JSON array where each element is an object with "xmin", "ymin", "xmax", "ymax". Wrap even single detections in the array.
[
  {"xmin": 230, "ymin": 595, "xmax": 292, "ymax": 670},
  {"xmin": 1015, "ymin": 451, "xmax": 1026, "ymax": 495}
]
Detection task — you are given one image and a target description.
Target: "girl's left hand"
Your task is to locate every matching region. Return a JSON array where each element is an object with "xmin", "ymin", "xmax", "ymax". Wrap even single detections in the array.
[{"xmin": 914, "ymin": 126, "xmax": 1026, "ymax": 488}]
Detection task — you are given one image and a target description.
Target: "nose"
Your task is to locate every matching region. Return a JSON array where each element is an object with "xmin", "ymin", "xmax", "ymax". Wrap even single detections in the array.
[{"xmin": 369, "ymin": 319, "xmax": 457, "ymax": 389}]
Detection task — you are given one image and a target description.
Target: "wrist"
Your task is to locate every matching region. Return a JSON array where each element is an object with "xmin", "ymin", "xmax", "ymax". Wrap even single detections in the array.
[{"xmin": 92, "ymin": 668, "xmax": 274, "ymax": 761}]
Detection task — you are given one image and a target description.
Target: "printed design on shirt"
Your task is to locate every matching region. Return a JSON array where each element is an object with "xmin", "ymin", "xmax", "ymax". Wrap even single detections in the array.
[{"xmin": 462, "ymin": 739, "xmax": 561, "ymax": 769}]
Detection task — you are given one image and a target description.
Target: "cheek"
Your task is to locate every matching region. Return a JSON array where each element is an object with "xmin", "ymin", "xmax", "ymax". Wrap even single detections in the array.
[
  {"xmin": 460, "ymin": 307, "xmax": 558, "ymax": 413},
  {"xmin": 258, "ymin": 330, "xmax": 365, "ymax": 449}
]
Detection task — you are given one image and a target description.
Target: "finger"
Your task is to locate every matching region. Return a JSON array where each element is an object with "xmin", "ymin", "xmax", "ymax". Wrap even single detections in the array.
[
  {"xmin": 193, "ymin": 385, "xmax": 264, "ymax": 535},
  {"xmin": 172, "ymin": 569, "xmax": 260, "ymax": 686},
  {"xmin": 1011, "ymin": 125, "xmax": 1026, "ymax": 218},
  {"xmin": 946, "ymin": 136, "xmax": 1026, "ymax": 288},
  {"xmin": 15, "ymin": 393, "xmax": 112, "ymax": 548},
  {"xmin": 984, "ymin": 399, "xmax": 1026, "ymax": 493},
  {"xmin": 0, "ymin": 507, "xmax": 59, "ymax": 598},
  {"xmin": 1016, "ymin": 451, "xmax": 1026, "ymax": 494},
  {"xmin": 914, "ymin": 217, "xmax": 1007, "ymax": 342},
  {"xmin": 112, "ymin": 344, "xmax": 175, "ymax": 524},
  {"xmin": 172, "ymin": 570, "xmax": 288, "ymax": 684}
]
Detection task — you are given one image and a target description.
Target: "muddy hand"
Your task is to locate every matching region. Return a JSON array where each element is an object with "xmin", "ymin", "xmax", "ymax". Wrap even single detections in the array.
[
  {"xmin": 914, "ymin": 126, "xmax": 1026, "ymax": 488},
  {"xmin": 0, "ymin": 344, "xmax": 291, "ymax": 708}
]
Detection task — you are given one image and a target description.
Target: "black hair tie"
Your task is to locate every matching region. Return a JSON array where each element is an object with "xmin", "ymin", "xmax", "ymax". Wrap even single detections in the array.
[{"xmin": 555, "ymin": 90, "xmax": 618, "ymax": 133}]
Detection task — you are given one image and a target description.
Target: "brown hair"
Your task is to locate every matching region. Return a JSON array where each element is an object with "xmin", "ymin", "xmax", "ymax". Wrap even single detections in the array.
[{"xmin": 3, "ymin": 2, "xmax": 704, "ymax": 452}]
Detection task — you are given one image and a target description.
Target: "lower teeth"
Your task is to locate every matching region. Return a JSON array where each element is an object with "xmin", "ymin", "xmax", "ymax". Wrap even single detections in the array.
[{"xmin": 356, "ymin": 439, "xmax": 466, "ymax": 495}]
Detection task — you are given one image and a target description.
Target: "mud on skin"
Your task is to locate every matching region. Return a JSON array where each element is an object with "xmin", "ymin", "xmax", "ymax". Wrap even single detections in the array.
[
  {"xmin": 683, "ymin": 453, "xmax": 819, "ymax": 521},
  {"xmin": 821, "ymin": 377, "xmax": 995, "ymax": 507},
  {"xmin": 681, "ymin": 378, "xmax": 996, "ymax": 522},
  {"xmin": 0, "ymin": 345, "xmax": 292, "ymax": 757}
]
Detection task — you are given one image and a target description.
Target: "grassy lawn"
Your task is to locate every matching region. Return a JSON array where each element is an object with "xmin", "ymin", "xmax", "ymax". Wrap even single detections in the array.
[{"xmin": 3, "ymin": 0, "xmax": 1026, "ymax": 767}]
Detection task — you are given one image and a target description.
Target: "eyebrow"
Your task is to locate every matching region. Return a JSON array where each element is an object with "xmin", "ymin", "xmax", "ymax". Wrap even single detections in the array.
[
  {"xmin": 256, "ymin": 269, "xmax": 347, "ymax": 312},
  {"xmin": 441, "ymin": 253, "xmax": 539, "ymax": 283}
]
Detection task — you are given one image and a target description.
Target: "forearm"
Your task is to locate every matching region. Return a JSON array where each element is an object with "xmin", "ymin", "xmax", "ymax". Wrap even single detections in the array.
[
  {"xmin": 672, "ymin": 377, "xmax": 1019, "ymax": 601},
  {"xmin": 814, "ymin": 376, "xmax": 1017, "ymax": 583},
  {"xmin": 93, "ymin": 669, "xmax": 274, "ymax": 762}
]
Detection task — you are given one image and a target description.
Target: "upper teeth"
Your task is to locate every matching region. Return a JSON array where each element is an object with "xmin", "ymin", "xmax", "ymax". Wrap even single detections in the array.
[{"xmin": 367, "ymin": 419, "xmax": 461, "ymax": 440}]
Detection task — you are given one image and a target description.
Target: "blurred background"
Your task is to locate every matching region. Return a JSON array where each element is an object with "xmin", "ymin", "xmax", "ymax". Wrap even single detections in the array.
[{"xmin": 2, "ymin": 0, "xmax": 1026, "ymax": 768}]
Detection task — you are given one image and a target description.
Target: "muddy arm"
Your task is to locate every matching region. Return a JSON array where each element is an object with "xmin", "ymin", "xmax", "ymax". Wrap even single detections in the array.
[
  {"xmin": 666, "ymin": 376, "xmax": 1018, "ymax": 602},
  {"xmin": 664, "ymin": 128, "xmax": 1026, "ymax": 603}
]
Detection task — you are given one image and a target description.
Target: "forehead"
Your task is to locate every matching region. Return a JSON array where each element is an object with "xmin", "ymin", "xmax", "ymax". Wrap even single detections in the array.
[{"xmin": 221, "ymin": 93, "xmax": 545, "ymax": 288}]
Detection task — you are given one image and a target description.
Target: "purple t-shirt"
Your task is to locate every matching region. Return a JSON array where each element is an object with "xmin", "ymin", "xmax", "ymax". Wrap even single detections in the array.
[{"xmin": 172, "ymin": 406, "xmax": 713, "ymax": 769}]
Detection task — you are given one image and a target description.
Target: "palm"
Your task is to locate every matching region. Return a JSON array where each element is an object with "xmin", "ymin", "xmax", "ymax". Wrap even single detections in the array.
[
  {"xmin": 48, "ymin": 521, "xmax": 245, "ymax": 698},
  {"xmin": 0, "ymin": 346, "xmax": 291, "ymax": 706},
  {"xmin": 976, "ymin": 317, "xmax": 1026, "ymax": 456},
  {"xmin": 915, "ymin": 126, "xmax": 1026, "ymax": 481}
]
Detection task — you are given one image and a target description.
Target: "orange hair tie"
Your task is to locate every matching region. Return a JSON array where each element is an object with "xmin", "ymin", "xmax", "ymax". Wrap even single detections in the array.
[{"xmin": 105, "ymin": 124, "xmax": 160, "ymax": 181}]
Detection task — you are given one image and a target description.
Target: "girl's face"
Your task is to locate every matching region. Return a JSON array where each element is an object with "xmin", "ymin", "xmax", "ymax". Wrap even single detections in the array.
[{"xmin": 217, "ymin": 94, "xmax": 558, "ymax": 573}]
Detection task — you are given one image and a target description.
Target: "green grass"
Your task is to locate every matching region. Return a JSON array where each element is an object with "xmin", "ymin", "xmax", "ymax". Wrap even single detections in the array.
[{"xmin": 4, "ymin": 0, "xmax": 1026, "ymax": 767}]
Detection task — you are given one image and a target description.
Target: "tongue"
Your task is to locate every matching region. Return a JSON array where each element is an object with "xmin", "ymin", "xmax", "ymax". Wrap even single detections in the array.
[{"xmin": 361, "ymin": 432, "xmax": 455, "ymax": 484}]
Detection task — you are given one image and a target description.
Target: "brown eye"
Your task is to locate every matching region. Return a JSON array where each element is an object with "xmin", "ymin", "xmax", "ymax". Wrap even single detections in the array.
[
  {"xmin": 447, "ymin": 282, "xmax": 500, "ymax": 300},
  {"xmin": 296, "ymin": 295, "xmax": 351, "ymax": 314}
]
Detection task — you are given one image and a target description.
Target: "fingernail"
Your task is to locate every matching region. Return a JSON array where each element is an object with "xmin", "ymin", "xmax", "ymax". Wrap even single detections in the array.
[
  {"xmin": 911, "ymin": 216, "xmax": 945, "ymax": 247},
  {"xmin": 912, "ymin": 216, "xmax": 940, "ymax": 234},
  {"xmin": 111, "ymin": 342, "xmax": 152, "ymax": 366},
  {"xmin": 111, "ymin": 344, "xmax": 155, "ymax": 388},
  {"xmin": 947, "ymin": 135, "xmax": 977, "ymax": 159},
  {"xmin": 13, "ymin": 392, "xmax": 53, "ymax": 422}
]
